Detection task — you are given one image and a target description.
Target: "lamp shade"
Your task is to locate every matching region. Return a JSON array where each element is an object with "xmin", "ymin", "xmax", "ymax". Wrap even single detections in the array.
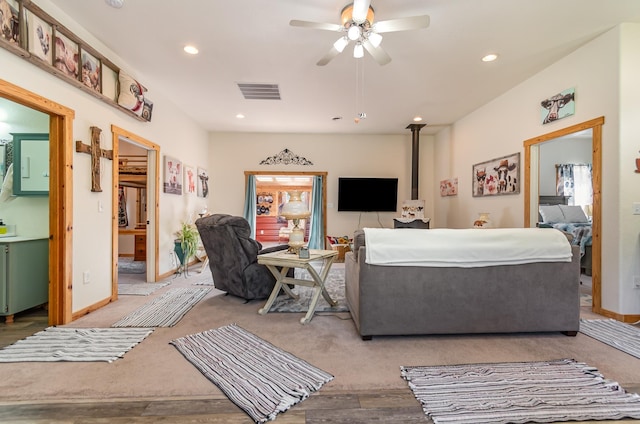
[
  {"xmin": 280, "ymin": 191, "xmax": 310, "ymax": 219},
  {"xmin": 353, "ymin": 43, "xmax": 364, "ymax": 58}
]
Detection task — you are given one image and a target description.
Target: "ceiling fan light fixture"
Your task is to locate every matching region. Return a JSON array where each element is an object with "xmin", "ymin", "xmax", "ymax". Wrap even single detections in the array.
[
  {"xmin": 333, "ymin": 36, "xmax": 349, "ymax": 53},
  {"xmin": 367, "ymin": 32, "xmax": 382, "ymax": 47},
  {"xmin": 350, "ymin": 1, "xmax": 374, "ymax": 24},
  {"xmin": 353, "ymin": 43, "xmax": 364, "ymax": 58},
  {"xmin": 347, "ymin": 25, "xmax": 361, "ymax": 41}
]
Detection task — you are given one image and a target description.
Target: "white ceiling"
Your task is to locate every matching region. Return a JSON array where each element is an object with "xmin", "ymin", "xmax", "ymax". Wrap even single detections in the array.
[{"xmin": 40, "ymin": 0, "xmax": 640, "ymax": 135}]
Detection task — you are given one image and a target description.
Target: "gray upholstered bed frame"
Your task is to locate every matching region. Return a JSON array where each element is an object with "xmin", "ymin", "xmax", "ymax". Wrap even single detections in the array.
[{"xmin": 345, "ymin": 230, "xmax": 581, "ymax": 340}]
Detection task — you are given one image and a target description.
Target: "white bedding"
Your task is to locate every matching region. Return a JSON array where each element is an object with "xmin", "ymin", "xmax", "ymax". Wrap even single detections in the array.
[{"xmin": 364, "ymin": 228, "xmax": 572, "ymax": 267}]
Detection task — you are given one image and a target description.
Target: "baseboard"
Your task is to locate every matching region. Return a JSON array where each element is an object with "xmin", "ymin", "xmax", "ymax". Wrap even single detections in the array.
[
  {"xmin": 592, "ymin": 306, "xmax": 640, "ymax": 324},
  {"xmin": 72, "ymin": 296, "xmax": 113, "ymax": 321}
]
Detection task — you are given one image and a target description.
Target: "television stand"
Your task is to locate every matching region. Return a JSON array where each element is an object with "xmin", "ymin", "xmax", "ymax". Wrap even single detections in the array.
[{"xmin": 393, "ymin": 218, "xmax": 430, "ymax": 229}]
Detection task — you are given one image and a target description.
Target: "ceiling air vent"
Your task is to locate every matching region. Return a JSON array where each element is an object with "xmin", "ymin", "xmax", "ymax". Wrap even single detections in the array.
[{"xmin": 237, "ymin": 83, "xmax": 281, "ymax": 100}]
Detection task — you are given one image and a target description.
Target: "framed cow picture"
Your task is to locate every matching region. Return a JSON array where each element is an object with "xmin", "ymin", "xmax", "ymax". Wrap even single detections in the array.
[
  {"xmin": 541, "ymin": 88, "xmax": 575, "ymax": 124},
  {"xmin": 163, "ymin": 155, "xmax": 182, "ymax": 195},
  {"xmin": 472, "ymin": 152, "xmax": 520, "ymax": 197}
]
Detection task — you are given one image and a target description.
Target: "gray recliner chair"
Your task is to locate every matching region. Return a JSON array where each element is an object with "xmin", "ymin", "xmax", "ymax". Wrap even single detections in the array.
[{"xmin": 195, "ymin": 214, "xmax": 290, "ymax": 301}]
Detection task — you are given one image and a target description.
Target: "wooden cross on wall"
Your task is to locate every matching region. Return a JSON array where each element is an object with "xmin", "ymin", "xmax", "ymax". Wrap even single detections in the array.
[{"xmin": 75, "ymin": 126, "xmax": 113, "ymax": 192}]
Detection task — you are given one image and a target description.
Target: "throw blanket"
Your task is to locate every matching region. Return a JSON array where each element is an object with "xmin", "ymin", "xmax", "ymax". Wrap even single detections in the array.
[
  {"xmin": 364, "ymin": 228, "xmax": 572, "ymax": 267},
  {"xmin": 549, "ymin": 222, "xmax": 592, "ymax": 257}
]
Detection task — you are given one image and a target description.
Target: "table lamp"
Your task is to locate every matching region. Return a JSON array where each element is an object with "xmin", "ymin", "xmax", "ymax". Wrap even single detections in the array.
[{"xmin": 280, "ymin": 190, "xmax": 310, "ymax": 253}]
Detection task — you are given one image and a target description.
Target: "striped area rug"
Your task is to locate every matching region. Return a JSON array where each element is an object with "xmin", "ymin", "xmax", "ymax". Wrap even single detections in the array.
[
  {"xmin": 112, "ymin": 287, "xmax": 211, "ymax": 327},
  {"xmin": 401, "ymin": 358, "xmax": 640, "ymax": 424},
  {"xmin": 0, "ymin": 327, "xmax": 153, "ymax": 362},
  {"xmin": 170, "ymin": 324, "xmax": 333, "ymax": 423},
  {"xmin": 580, "ymin": 318, "xmax": 640, "ymax": 358}
]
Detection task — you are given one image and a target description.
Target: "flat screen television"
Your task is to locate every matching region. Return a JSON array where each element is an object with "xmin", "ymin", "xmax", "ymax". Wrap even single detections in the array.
[{"xmin": 338, "ymin": 177, "xmax": 398, "ymax": 212}]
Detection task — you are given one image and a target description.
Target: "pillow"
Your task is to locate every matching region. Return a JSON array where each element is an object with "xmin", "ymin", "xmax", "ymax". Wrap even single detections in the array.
[
  {"xmin": 559, "ymin": 205, "xmax": 589, "ymax": 223},
  {"xmin": 117, "ymin": 71, "xmax": 146, "ymax": 115},
  {"xmin": 539, "ymin": 205, "xmax": 564, "ymax": 223}
]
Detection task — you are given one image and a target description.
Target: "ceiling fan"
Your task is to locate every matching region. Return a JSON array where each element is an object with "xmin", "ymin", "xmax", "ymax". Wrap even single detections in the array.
[{"xmin": 290, "ymin": 0, "xmax": 429, "ymax": 66}]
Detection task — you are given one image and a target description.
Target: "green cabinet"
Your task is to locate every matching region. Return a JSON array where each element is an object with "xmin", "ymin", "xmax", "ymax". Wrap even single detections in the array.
[
  {"xmin": 0, "ymin": 238, "xmax": 49, "ymax": 323},
  {"xmin": 11, "ymin": 133, "xmax": 49, "ymax": 196}
]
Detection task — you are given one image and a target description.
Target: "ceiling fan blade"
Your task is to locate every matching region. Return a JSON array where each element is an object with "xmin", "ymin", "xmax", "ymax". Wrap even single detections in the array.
[
  {"xmin": 373, "ymin": 15, "xmax": 430, "ymax": 33},
  {"xmin": 289, "ymin": 20, "xmax": 342, "ymax": 32},
  {"xmin": 363, "ymin": 40, "xmax": 391, "ymax": 66},
  {"xmin": 316, "ymin": 46, "xmax": 342, "ymax": 66}
]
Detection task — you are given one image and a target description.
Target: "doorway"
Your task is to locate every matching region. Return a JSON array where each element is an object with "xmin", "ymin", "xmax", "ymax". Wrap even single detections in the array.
[
  {"xmin": 110, "ymin": 125, "xmax": 160, "ymax": 301},
  {"xmin": 245, "ymin": 171, "xmax": 328, "ymax": 248},
  {"xmin": 524, "ymin": 117, "xmax": 603, "ymax": 312},
  {"xmin": 0, "ymin": 79, "xmax": 73, "ymax": 325}
]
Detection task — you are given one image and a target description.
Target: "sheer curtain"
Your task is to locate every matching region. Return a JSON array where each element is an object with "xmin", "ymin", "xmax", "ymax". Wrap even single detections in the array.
[
  {"xmin": 243, "ymin": 175, "xmax": 257, "ymax": 239},
  {"xmin": 307, "ymin": 175, "xmax": 324, "ymax": 249},
  {"xmin": 556, "ymin": 163, "xmax": 593, "ymax": 208}
]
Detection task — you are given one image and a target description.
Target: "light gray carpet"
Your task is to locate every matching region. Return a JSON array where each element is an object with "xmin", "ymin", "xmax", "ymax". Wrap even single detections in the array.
[
  {"xmin": 112, "ymin": 287, "xmax": 211, "ymax": 327},
  {"xmin": 118, "ymin": 281, "xmax": 171, "ymax": 296},
  {"xmin": 170, "ymin": 324, "xmax": 333, "ymax": 423},
  {"xmin": 118, "ymin": 258, "xmax": 146, "ymax": 274},
  {"xmin": 0, "ymin": 327, "xmax": 154, "ymax": 363},
  {"xmin": 269, "ymin": 266, "xmax": 348, "ymax": 313},
  {"xmin": 580, "ymin": 318, "xmax": 640, "ymax": 359},
  {"xmin": 401, "ymin": 358, "xmax": 640, "ymax": 424}
]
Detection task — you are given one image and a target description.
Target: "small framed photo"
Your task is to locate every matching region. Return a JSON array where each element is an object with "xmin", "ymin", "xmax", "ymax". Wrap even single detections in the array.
[
  {"xmin": 184, "ymin": 165, "xmax": 196, "ymax": 195},
  {"xmin": 81, "ymin": 48, "xmax": 101, "ymax": 92},
  {"xmin": 141, "ymin": 98, "xmax": 153, "ymax": 121},
  {"xmin": 0, "ymin": 0, "xmax": 20, "ymax": 44},
  {"xmin": 101, "ymin": 63, "xmax": 118, "ymax": 101},
  {"xmin": 197, "ymin": 167, "xmax": 209, "ymax": 198},
  {"xmin": 163, "ymin": 156, "xmax": 182, "ymax": 195},
  {"xmin": 54, "ymin": 30, "xmax": 79, "ymax": 80},
  {"xmin": 299, "ymin": 247, "xmax": 310, "ymax": 259},
  {"xmin": 26, "ymin": 10, "xmax": 52, "ymax": 64}
]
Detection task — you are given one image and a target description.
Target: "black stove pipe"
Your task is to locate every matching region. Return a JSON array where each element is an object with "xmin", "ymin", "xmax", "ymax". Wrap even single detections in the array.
[{"xmin": 406, "ymin": 123, "xmax": 426, "ymax": 200}]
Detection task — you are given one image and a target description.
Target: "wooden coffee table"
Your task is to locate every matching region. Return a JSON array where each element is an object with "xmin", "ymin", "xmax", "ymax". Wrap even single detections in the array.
[{"xmin": 257, "ymin": 249, "xmax": 338, "ymax": 324}]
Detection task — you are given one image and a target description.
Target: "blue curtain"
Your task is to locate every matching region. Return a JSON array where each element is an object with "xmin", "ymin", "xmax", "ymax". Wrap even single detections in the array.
[
  {"xmin": 243, "ymin": 175, "xmax": 257, "ymax": 239},
  {"xmin": 307, "ymin": 175, "xmax": 324, "ymax": 249}
]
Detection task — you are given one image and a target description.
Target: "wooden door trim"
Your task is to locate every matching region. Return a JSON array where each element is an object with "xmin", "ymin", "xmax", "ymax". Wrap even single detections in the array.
[
  {"xmin": 0, "ymin": 78, "xmax": 74, "ymax": 325},
  {"xmin": 111, "ymin": 125, "xmax": 160, "ymax": 300},
  {"xmin": 523, "ymin": 116, "xmax": 603, "ymax": 314}
]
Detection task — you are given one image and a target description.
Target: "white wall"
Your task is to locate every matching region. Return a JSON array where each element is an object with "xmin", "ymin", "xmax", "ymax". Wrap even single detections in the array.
[
  {"xmin": 434, "ymin": 24, "xmax": 640, "ymax": 314},
  {"xmin": 538, "ymin": 135, "xmax": 592, "ymax": 195},
  {"xmin": 208, "ymin": 132, "xmax": 435, "ymax": 237},
  {"xmin": 0, "ymin": 1, "xmax": 209, "ymax": 312},
  {"xmin": 618, "ymin": 24, "xmax": 640, "ymax": 313}
]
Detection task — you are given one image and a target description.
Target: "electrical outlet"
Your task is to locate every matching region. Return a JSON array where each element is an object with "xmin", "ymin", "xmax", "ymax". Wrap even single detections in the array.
[
  {"xmin": 83, "ymin": 271, "xmax": 90, "ymax": 284},
  {"xmin": 634, "ymin": 276, "xmax": 640, "ymax": 289}
]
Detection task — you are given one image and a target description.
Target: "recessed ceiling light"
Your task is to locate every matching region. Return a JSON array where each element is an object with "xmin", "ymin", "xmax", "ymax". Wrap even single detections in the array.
[
  {"xmin": 184, "ymin": 45, "xmax": 199, "ymax": 55},
  {"xmin": 413, "ymin": 116, "xmax": 423, "ymax": 122},
  {"xmin": 105, "ymin": 0, "xmax": 124, "ymax": 8},
  {"xmin": 482, "ymin": 53, "xmax": 498, "ymax": 62},
  {"xmin": 236, "ymin": 114, "xmax": 245, "ymax": 119}
]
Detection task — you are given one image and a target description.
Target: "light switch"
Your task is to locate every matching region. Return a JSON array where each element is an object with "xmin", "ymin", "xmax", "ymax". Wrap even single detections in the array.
[{"xmin": 634, "ymin": 203, "xmax": 640, "ymax": 215}]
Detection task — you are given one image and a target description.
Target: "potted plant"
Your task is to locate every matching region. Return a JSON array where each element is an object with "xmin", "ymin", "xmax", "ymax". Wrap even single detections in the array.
[{"xmin": 174, "ymin": 221, "xmax": 199, "ymax": 274}]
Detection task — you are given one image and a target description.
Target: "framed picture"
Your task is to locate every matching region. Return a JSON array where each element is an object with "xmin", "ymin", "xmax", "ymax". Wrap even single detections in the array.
[
  {"xmin": 26, "ymin": 10, "xmax": 52, "ymax": 64},
  {"xmin": 101, "ymin": 63, "xmax": 118, "ymax": 101},
  {"xmin": 141, "ymin": 98, "xmax": 153, "ymax": 121},
  {"xmin": 0, "ymin": 0, "xmax": 20, "ymax": 44},
  {"xmin": 54, "ymin": 30, "xmax": 79, "ymax": 80},
  {"xmin": 81, "ymin": 48, "xmax": 101, "ymax": 92},
  {"xmin": 184, "ymin": 165, "xmax": 196, "ymax": 195},
  {"xmin": 472, "ymin": 152, "xmax": 520, "ymax": 197},
  {"xmin": 541, "ymin": 87, "xmax": 575, "ymax": 124},
  {"xmin": 439, "ymin": 178, "xmax": 458, "ymax": 197},
  {"xmin": 197, "ymin": 167, "xmax": 209, "ymax": 198},
  {"xmin": 163, "ymin": 156, "xmax": 182, "ymax": 195}
]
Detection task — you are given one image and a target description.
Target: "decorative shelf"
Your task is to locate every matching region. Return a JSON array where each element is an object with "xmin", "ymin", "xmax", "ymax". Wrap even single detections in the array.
[{"xmin": 0, "ymin": 0, "xmax": 147, "ymax": 122}]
